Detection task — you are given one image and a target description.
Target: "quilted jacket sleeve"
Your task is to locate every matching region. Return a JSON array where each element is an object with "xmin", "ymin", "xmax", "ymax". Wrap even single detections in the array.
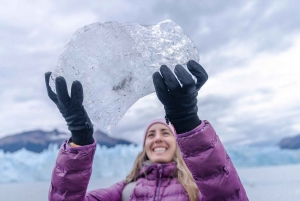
[
  {"xmin": 49, "ymin": 139, "xmax": 125, "ymax": 201},
  {"xmin": 176, "ymin": 120, "xmax": 248, "ymax": 201}
]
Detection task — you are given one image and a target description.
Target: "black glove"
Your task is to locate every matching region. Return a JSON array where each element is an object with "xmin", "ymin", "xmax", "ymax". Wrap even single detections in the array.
[
  {"xmin": 152, "ymin": 60, "xmax": 208, "ymax": 133},
  {"xmin": 45, "ymin": 72, "xmax": 94, "ymax": 145}
]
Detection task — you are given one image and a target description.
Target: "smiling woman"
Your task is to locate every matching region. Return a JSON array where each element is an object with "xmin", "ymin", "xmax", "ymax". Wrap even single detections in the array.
[
  {"xmin": 144, "ymin": 122, "xmax": 176, "ymax": 163},
  {"xmin": 125, "ymin": 120, "xmax": 199, "ymax": 201},
  {"xmin": 46, "ymin": 60, "xmax": 248, "ymax": 201}
]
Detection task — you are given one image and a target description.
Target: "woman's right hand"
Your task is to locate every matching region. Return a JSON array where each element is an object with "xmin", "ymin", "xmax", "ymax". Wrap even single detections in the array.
[{"xmin": 45, "ymin": 72, "xmax": 94, "ymax": 145}]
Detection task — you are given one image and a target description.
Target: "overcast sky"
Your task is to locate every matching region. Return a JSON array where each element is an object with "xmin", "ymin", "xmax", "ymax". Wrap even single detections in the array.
[{"xmin": 0, "ymin": 0, "xmax": 299, "ymax": 145}]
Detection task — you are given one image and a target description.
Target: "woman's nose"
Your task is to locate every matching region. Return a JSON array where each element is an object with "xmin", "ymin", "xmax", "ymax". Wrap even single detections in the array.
[{"xmin": 154, "ymin": 133, "xmax": 163, "ymax": 142}]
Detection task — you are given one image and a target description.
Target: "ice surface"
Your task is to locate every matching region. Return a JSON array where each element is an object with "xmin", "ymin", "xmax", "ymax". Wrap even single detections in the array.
[
  {"xmin": 50, "ymin": 20, "xmax": 199, "ymax": 130},
  {"xmin": 1, "ymin": 144, "xmax": 300, "ymax": 184}
]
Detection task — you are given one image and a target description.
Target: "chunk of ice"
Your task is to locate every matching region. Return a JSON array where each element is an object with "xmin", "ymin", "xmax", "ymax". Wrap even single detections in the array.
[{"xmin": 50, "ymin": 20, "xmax": 199, "ymax": 130}]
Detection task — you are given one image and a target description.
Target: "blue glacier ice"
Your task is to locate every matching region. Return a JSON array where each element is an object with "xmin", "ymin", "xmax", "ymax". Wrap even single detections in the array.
[
  {"xmin": 225, "ymin": 145, "xmax": 300, "ymax": 167},
  {"xmin": 0, "ymin": 144, "xmax": 300, "ymax": 183}
]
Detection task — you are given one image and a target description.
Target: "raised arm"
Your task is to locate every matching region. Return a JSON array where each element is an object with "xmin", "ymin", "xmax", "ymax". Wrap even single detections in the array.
[
  {"xmin": 152, "ymin": 60, "xmax": 248, "ymax": 200},
  {"xmin": 45, "ymin": 73, "xmax": 125, "ymax": 201}
]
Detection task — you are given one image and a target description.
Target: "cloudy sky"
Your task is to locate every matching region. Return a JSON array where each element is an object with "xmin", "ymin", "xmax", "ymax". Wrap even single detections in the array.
[{"xmin": 0, "ymin": 0, "xmax": 299, "ymax": 145}]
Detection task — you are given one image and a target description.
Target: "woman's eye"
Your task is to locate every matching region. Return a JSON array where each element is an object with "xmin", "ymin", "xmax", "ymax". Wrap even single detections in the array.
[
  {"xmin": 147, "ymin": 133, "xmax": 154, "ymax": 137},
  {"xmin": 163, "ymin": 132, "xmax": 170, "ymax": 135}
]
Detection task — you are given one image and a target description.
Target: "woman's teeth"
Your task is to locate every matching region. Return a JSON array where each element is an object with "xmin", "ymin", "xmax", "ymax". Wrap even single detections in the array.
[{"xmin": 154, "ymin": 147, "xmax": 167, "ymax": 152}]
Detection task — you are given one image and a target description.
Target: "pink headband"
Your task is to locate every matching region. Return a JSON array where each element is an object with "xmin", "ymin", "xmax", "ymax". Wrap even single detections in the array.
[{"xmin": 143, "ymin": 119, "xmax": 176, "ymax": 145}]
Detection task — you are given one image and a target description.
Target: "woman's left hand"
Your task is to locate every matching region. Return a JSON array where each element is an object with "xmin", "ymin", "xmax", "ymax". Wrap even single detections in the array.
[{"xmin": 152, "ymin": 60, "xmax": 208, "ymax": 133}]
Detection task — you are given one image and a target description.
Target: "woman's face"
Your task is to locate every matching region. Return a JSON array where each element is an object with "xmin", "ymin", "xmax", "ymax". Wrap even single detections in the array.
[{"xmin": 145, "ymin": 123, "xmax": 176, "ymax": 164}]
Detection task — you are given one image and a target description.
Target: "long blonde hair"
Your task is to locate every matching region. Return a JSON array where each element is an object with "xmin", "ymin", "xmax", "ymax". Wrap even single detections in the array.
[{"xmin": 126, "ymin": 142, "xmax": 200, "ymax": 201}]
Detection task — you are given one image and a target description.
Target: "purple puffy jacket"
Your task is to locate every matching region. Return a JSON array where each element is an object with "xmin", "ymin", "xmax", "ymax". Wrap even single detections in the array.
[{"xmin": 49, "ymin": 120, "xmax": 248, "ymax": 201}]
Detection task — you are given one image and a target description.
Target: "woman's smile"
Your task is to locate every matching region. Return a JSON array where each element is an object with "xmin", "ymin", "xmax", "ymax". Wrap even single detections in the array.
[{"xmin": 153, "ymin": 147, "xmax": 167, "ymax": 152}]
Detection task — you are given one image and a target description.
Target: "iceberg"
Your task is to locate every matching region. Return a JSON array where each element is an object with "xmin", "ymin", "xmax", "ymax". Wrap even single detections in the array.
[
  {"xmin": 0, "ymin": 144, "xmax": 142, "ymax": 183},
  {"xmin": 49, "ymin": 20, "xmax": 199, "ymax": 130},
  {"xmin": 1, "ymin": 144, "xmax": 300, "ymax": 184},
  {"xmin": 225, "ymin": 145, "xmax": 300, "ymax": 167}
]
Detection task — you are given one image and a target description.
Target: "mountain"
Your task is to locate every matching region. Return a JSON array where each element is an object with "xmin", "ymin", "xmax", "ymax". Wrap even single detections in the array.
[
  {"xmin": 278, "ymin": 134, "xmax": 300, "ymax": 149},
  {"xmin": 0, "ymin": 129, "xmax": 135, "ymax": 153}
]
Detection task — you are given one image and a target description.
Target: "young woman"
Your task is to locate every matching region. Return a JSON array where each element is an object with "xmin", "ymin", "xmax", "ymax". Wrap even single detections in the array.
[{"xmin": 45, "ymin": 60, "xmax": 248, "ymax": 201}]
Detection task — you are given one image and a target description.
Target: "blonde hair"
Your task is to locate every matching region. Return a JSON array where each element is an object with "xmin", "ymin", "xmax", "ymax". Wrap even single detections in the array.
[{"xmin": 126, "ymin": 142, "xmax": 200, "ymax": 201}]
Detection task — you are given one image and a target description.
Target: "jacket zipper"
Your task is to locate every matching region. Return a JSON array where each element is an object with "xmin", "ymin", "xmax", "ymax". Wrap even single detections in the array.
[{"xmin": 154, "ymin": 165, "xmax": 163, "ymax": 201}]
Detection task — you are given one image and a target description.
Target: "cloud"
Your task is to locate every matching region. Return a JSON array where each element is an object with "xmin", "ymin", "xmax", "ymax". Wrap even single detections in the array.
[
  {"xmin": 150, "ymin": 0, "xmax": 300, "ymax": 74},
  {"xmin": 0, "ymin": 0, "xmax": 300, "ymax": 146},
  {"xmin": 111, "ymin": 34, "xmax": 300, "ymax": 145},
  {"xmin": 198, "ymin": 34, "xmax": 300, "ymax": 144}
]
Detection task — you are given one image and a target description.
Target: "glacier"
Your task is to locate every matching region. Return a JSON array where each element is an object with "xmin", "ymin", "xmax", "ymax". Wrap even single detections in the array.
[
  {"xmin": 50, "ymin": 20, "xmax": 199, "ymax": 131},
  {"xmin": 0, "ymin": 144, "xmax": 300, "ymax": 184}
]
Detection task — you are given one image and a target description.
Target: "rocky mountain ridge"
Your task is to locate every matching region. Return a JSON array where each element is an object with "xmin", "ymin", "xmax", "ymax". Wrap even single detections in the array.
[
  {"xmin": 0, "ymin": 129, "xmax": 135, "ymax": 153},
  {"xmin": 278, "ymin": 134, "xmax": 300, "ymax": 149}
]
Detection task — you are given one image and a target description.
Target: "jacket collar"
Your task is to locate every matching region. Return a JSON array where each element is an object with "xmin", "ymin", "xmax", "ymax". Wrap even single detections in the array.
[{"xmin": 138, "ymin": 161, "xmax": 177, "ymax": 180}]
